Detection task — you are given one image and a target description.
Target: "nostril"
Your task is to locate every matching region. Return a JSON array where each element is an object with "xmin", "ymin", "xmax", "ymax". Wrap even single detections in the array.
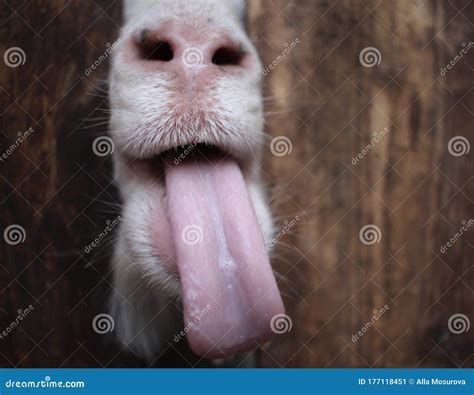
[
  {"xmin": 212, "ymin": 47, "xmax": 244, "ymax": 66},
  {"xmin": 139, "ymin": 40, "xmax": 174, "ymax": 62}
]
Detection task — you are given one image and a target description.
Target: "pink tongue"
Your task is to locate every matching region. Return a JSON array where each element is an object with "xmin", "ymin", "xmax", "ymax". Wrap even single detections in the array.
[{"xmin": 165, "ymin": 151, "xmax": 284, "ymax": 358}]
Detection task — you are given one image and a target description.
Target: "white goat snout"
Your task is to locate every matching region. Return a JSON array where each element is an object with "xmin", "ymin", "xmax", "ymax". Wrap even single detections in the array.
[{"xmin": 108, "ymin": 0, "xmax": 284, "ymax": 362}]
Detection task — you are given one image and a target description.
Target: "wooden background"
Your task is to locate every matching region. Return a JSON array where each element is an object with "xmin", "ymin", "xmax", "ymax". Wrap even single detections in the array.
[{"xmin": 0, "ymin": 0, "xmax": 472, "ymax": 367}]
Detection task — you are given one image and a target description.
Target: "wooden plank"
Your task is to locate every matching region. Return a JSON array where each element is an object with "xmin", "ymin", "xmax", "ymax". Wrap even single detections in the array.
[
  {"xmin": 0, "ymin": 0, "xmax": 142, "ymax": 367},
  {"xmin": 249, "ymin": 0, "xmax": 473, "ymax": 367}
]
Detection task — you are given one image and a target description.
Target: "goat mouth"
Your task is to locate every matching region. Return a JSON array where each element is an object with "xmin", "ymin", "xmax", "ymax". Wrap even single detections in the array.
[
  {"xmin": 117, "ymin": 136, "xmax": 284, "ymax": 358},
  {"xmin": 147, "ymin": 142, "xmax": 252, "ymax": 182},
  {"xmin": 162, "ymin": 143, "xmax": 229, "ymax": 165},
  {"xmin": 160, "ymin": 142, "xmax": 285, "ymax": 358}
]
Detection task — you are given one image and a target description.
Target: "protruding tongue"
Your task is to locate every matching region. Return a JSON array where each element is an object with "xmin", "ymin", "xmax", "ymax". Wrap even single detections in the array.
[{"xmin": 165, "ymin": 150, "xmax": 284, "ymax": 358}]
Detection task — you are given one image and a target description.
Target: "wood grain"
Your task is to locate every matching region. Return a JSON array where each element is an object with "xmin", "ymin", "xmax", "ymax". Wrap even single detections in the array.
[
  {"xmin": 250, "ymin": 0, "xmax": 473, "ymax": 367},
  {"xmin": 0, "ymin": 0, "xmax": 472, "ymax": 367}
]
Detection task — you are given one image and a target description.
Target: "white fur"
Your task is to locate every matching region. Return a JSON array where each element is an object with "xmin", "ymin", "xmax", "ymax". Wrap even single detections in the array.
[
  {"xmin": 124, "ymin": 0, "xmax": 247, "ymax": 24},
  {"xmin": 108, "ymin": 0, "xmax": 274, "ymax": 363}
]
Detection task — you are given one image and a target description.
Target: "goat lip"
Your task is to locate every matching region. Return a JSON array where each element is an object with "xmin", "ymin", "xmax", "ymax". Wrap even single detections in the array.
[{"xmin": 164, "ymin": 150, "xmax": 284, "ymax": 358}]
